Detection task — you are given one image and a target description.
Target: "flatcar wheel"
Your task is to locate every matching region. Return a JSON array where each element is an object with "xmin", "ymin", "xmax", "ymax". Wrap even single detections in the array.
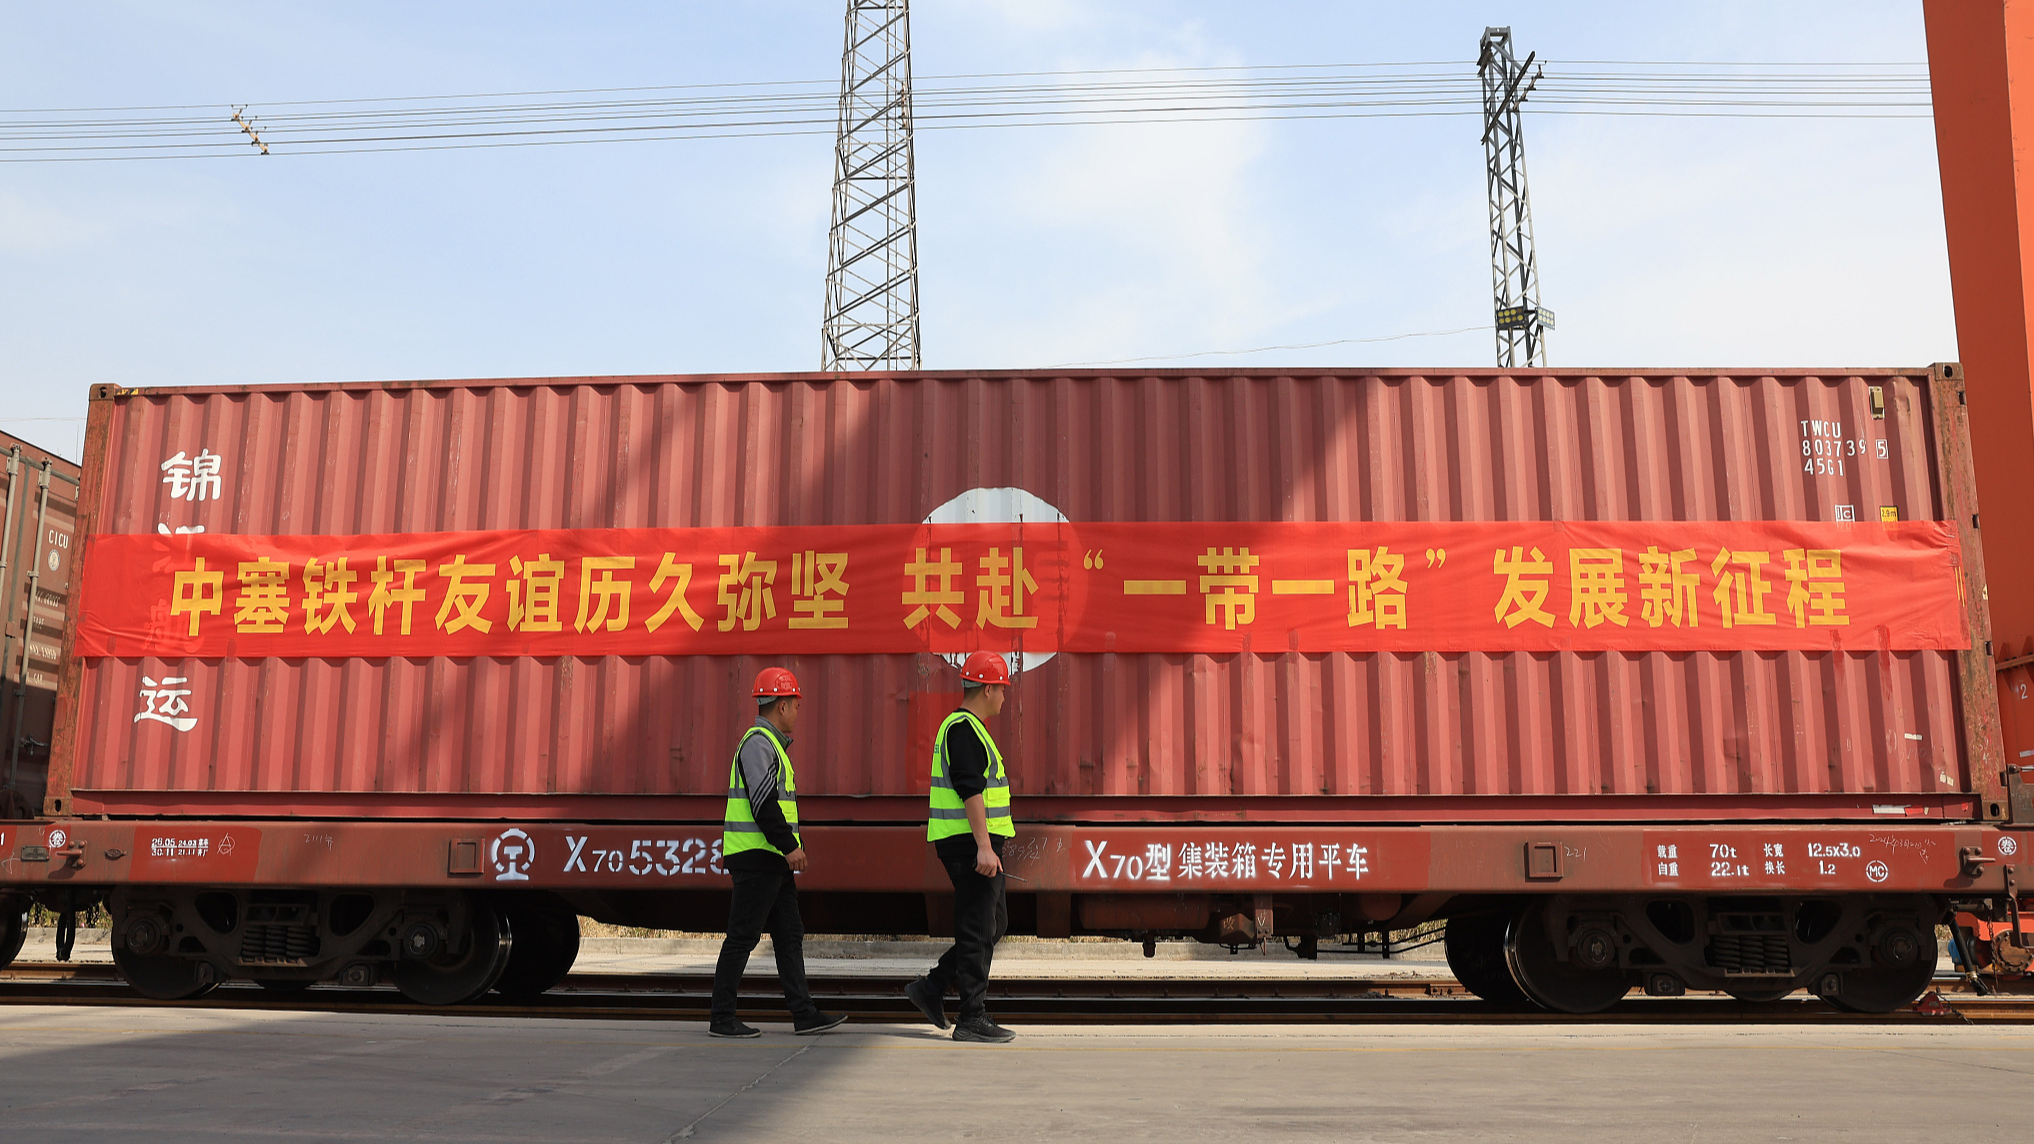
[
  {"xmin": 112, "ymin": 945, "xmax": 221, "ymax": 1001},
  {"xmin": 0, "ymin": 899, "xmax": 26, "ymax": 970},
  {"xmin": 1821, "ymin": 924, "xmax": 1938, "ymax": 1014},
  {"xmin": 392, "ymin": 902, "xmax": 513, "ymax": 1006},
  {"xmin": 1443, "ymin": 913, "xmax": 1532, "ymax": 1007},
  {"xmin": 492, "ymin": 904, "xmax": 581, "ymax": 1000},
  {"xmin": 1504, "ymin": 900, "xmax": 1633, "ymax": 1015}
]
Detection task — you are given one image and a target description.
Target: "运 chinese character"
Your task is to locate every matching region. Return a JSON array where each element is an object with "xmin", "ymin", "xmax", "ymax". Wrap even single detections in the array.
[
  {"xmin": 302, "ymin": 557, "xmax": 358, "ymax": 635},
  {"xmin": 1781, "ymin": 548, "xmax": 1848, "ymax": 626},
  {"xmin": 1710, "ymin": 549, "xmax": 1777, "ymax": 628},
  {"xmin": 790, "ymin": 551, "xmax": 850, "ymax": 630},
  {"xmin": 171, "ymin": 557, "xmax": 225, "ymax": 637},
  {"xmin": 1568, "ymin": 548, "xmax": 1629, "ymax": 628},
  {"xmin": 1198, "ymin": 548, "xmax": 1260, "ymax": 630},
  {"xmin": 368, "ymin": 557, "xmax": 427, "ymax": 636},
  {"xmin": 976, "ymin": 547, "xmax": 1039, "ymax": 629},
  {"xmin": 1637, "ymin": 546, "xmax": 1700, "ymax": 628},
  {"xmin": 717, "ymin": 552, "xmax": 779, "ymax": 633},
  {"xmin": 1347, "ymin": 547, "xmax": 1408, "ymax": 629},
  {"xmin": 574, "ymin": 556, "xmax": 635, "ymax": 633},
  {"xmin": 1492, "ymin": 546, "xmax": 1555, "ymax": 628},
  {"xmin": 437, "ymin": 555, "xmax": 498, "ymax": 634},
  {"xmin": 509, "ymin": 553, "xmax": 567, "ymax": 632},
  {"xmin": 646, "ymin": 554, "xmax": 707, "ymax": 633},
  {"xmin": 902, "ymin": 547, "xmax": 964, "ymax": 629},
  {"xmin": 160, "ymin": 448, "xmax": 223, "ymax": 503},
  {"xmin": 135, "ymin": 676, "xmax": 197, "ymax": 731}
]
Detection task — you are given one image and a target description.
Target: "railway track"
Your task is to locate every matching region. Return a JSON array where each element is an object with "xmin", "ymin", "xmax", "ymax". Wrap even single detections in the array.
[{"xmin": 2, "ymin": 962, "xmax": 2028, "ymax": 1023}]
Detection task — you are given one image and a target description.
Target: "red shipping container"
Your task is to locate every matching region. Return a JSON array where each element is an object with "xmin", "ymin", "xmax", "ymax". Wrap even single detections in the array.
[
  {"xmin": 48, "ymin": 367, "xmax": 1996, "ymax": 826},
  {"xmin": 0, "ymin": 428, "xmax": 80, "ymax": 820}
]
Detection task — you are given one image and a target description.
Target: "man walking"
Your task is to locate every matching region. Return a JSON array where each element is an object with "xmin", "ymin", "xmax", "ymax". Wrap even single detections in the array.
[
  {"xmin": 709, "ymin": 666, "xmax": 846, "ymax": 1039},
  {"xmin": 904, "ymin": 651, "xmax": 1017, "ymax": 1043}
]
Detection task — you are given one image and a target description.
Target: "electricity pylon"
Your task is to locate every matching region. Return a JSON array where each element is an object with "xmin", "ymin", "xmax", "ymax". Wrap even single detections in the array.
[
  {"xmin": 821, "ymin": 0, "xmax": 921, "ymax": 371},
  {"xmin": 1478, "ymin": 27, "xmax": 1552, "ymax": 368}
]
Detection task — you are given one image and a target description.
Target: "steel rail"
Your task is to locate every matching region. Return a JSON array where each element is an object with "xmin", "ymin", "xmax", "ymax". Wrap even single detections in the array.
[{"xmin": 2, "ymin": 963, "xmax": 2027, "ymax": 1024}]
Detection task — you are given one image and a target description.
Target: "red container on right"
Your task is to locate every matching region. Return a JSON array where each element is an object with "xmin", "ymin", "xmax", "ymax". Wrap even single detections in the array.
[{"xmin": 50, "ymin": 366, "xmax": 1999, "ymax": 827}]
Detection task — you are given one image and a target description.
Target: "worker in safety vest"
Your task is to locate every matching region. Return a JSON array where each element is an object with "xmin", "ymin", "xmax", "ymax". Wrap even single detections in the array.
[
  {"xmin": 709, "ymin": 667, "xmax": 846, "ymax": 1039},
  {"xmin": 903, "ymin": 651, "xmax": 1018, "ymax": 1043}
]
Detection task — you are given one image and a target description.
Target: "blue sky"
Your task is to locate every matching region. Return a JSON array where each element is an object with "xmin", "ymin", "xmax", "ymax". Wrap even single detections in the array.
[{"xmin": 0, "ymin": 2, "xmax": 1949, "ymax": 461}]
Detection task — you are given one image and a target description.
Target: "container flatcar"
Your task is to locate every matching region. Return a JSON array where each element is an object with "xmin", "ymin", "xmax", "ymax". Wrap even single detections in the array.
[{"xmin": 0, "ymin": 368, "xmax": 2017, "ymax": 1013}]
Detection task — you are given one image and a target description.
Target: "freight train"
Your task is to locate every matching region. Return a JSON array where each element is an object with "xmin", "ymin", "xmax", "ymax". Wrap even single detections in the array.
[{"xmin": 0, "ymin": 368, "xmax": 2027, "ymax": 1015}]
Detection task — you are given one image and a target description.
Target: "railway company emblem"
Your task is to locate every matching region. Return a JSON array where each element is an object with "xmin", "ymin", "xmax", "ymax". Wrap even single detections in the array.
[
  {"xmin": 491, "ymin": 828, "xmax": 534, "ymax": 882},
  {"xmin": 2001, "ymin": 836, "xmax": 2020, "ymax": 857},
  {"xmin": 1865, "ymin": 859, "xmax": 1891, "ymax": 883},
  {"xmin": 46, "ymin": 828, "xmax": 65, "ymax": 849}
]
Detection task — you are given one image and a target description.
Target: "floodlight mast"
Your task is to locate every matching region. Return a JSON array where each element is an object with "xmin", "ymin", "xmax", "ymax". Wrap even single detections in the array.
[
  {"xmin": 821, "ymin": 0, "xmax": 921, "ymax": 371},
  {"xmin": 1478, "ymin": 27, "xmax": 1550, "ymax": 369}
]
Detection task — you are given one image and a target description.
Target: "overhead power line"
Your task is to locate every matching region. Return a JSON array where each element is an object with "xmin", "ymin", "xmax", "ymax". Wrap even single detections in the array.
[{"xmin": 0, "ymin": 60, "xmax": 1936, "ymax": 163}]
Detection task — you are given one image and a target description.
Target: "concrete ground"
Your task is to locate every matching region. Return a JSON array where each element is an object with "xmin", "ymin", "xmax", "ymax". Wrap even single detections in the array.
[{"xmin": 2, "ymin": 1005, "xmax": 2030, "ymax": 1143}]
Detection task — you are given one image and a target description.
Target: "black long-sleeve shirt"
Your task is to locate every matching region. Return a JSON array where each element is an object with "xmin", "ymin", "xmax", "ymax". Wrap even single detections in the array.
[{"xmin": 727, "ymin": 715, "xmax": 799, "ymax": 872}]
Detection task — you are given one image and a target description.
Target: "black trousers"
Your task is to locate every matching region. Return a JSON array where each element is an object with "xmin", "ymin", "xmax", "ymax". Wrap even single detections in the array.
[
  {"xmin": 710, "ymin": 867, "xmax": 817, "ymax": 1023},
  {"xmin": 926, "ymin": 852, "xmax": 1009, "ymax": 1020}
]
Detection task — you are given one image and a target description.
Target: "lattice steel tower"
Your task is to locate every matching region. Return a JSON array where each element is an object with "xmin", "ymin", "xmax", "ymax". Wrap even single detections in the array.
[
  {"xmin": 1478, "ymin": 27, "xmax": 1552, "ymax": 368},
  {"xmin": 821, "ymin": 0, "xmax": 921, "ymax": 371}
]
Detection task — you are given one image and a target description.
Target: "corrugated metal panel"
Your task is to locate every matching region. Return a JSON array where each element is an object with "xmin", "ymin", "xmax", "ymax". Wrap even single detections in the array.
[
  {"xmin": 0, "ymin": 428, "xmax": 81, "ymax": 817},
  {"xmin": 59, "ymin": 370, "xmax": 1974, "ymax": 820}
]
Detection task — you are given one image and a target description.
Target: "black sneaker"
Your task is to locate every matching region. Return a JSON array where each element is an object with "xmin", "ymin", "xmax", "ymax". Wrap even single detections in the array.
[
  {"xmin": 708, "ymin": 1021, "xmax": 761, "ymax": 1039},
  {"xmin": 794, "ymin": 1011, "xmax": 848, "ymax": 1035},
  {"xmin": 952, "ymin": 1015, "xmax": 1015, "ymax": 1043},
  {"xmin": 903, "ymin": 977, "xmax": 949, "ymax": 1030}
]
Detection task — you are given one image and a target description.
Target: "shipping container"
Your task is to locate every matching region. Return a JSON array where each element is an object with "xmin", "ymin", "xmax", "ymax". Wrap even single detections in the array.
[
  {"xmin": 0, "ymin": 428, "xmax": 79, "ymax": 820},
  {"xmin": 2, "ymin": 367, "xmax": 2014, "ymax": 1014},
  {"xmin": 50, "ymin": 369, "xmax": 1994, "ymax": 820}
]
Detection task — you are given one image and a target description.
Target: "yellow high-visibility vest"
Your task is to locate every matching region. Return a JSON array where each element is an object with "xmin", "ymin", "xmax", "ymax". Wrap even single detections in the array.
[
  {"xmin": 927, "ymin": 710, "xmax": 1013, "ymax": 841},
  {"xmin": 724, "ymin": 724, "xmax": 800, "ymax": 857}
]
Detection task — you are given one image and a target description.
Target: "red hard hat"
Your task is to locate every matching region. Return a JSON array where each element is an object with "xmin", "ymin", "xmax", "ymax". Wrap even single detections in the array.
[
  {"xmin": 753, "ymin": 667, "xmax": 801, "ymax": 698},
  {"xmin": 959, "ymin": 651, "xmax": 1011, "ymax": 685}
]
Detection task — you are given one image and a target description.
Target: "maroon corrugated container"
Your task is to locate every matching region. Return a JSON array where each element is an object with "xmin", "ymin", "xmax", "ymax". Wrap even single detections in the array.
[
  {"xmin": 0, "ymin": 428, "xmax": 81, "ymax": 819},
  {"xmin": 47, "ymin": 368, "xmax": 1992, "ymax": 823}
]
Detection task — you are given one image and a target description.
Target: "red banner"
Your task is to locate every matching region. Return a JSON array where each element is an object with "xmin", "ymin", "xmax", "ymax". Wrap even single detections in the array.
[{"xmin": 72, "ymin": 520, "xmax": 1967, "ymax": 659}]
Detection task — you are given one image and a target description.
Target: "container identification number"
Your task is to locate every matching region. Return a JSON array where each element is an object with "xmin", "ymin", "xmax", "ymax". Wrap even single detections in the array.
[{"xmin": 1800, "ymin": 420, "xmax": 1888, "ymax": 476}]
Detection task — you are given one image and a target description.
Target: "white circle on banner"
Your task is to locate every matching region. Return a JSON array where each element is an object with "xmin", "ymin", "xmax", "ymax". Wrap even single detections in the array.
[
  {"xmin": 47, "ymin": 828, "xmax": 66, "ymax": 849},
  {"xmin": 923, "ymin": 487, "xmax": 1068, "ymax": 674},
  {"xmin": 1865, "ymin": 860, "xmax": 1891, "ymax": 883},
  {"xmin": 2001, "ymin": 836, "xmax": 2020, "ymax": 857}
]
